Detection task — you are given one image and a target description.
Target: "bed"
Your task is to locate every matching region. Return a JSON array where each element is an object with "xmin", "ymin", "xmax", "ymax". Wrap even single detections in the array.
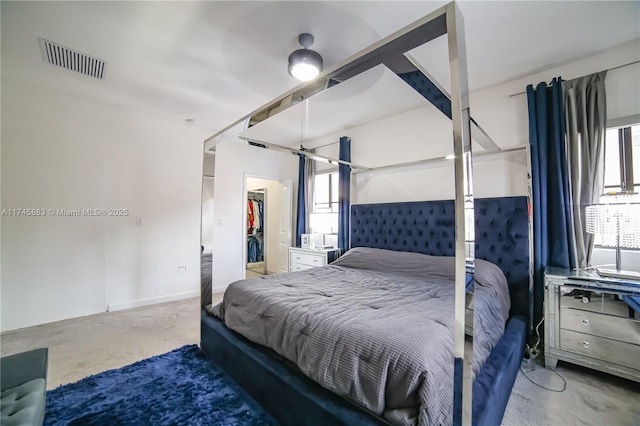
[
  {"xmin": 201, "ymin": 196, "xmax": 530, "ymax": 425},
  {"xmin": 202, "ymin": 3, "xmax": 529, "ymax": 423}
]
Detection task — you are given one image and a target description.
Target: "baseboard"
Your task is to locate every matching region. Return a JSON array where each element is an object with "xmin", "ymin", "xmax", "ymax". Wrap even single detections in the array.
[
  {"xmin": 212, "ymin": 285, "xmax": 229, "ymax": 295},
  {"xmin": 108, "ymin": 290, "xmax": 200, "ymax": 312}
]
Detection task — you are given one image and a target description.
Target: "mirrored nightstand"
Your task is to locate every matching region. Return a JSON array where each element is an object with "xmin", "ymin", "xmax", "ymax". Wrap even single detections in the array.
[{"xmin": 544, "ymin": 267, "xmax": 640, "ymax": 382}]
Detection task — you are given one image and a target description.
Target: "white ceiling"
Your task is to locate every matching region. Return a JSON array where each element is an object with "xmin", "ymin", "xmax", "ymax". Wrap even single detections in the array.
[
  {"xmin": 2, "ymin": 1, "xmax": 639, "ymax": 139},
  {"xmin": 240, "ymin": 65, "xmax": 433, "ymax": 146}
]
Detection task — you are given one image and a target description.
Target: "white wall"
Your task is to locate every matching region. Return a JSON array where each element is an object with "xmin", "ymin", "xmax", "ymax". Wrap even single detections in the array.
[
  {"xmin": 1, "ymin": 79, "xmax": 211, "ymax": 331},
  {"xmin": 304, "ymin": 85, "xmax": 530, "ymax": 203},
  {"xmin": 247, "ymin": 178, "xmax": 282, "ymax": 274},
  {"xmin": 355, "ymin": 151, "xmax": 528, "ymax": 203},
  {"xmin": 305, "ymin": 39, "xmax": 639, "ymax": 205},
  {"xmin": 212, "ymin": 141, "xmax": 298, "ymax": 292},
  {"xmin": 305, "ymin": 105, "xmax": 529, "ymax": 203},
  {"xmin": 469, "ymin": 38, "xmax": 640, "ymax": 150}
]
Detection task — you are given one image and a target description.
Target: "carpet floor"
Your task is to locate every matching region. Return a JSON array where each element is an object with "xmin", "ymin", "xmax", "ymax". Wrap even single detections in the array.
[{"xmin": 45, "ymin": 345, "xmax": 278, "ymax": 425}]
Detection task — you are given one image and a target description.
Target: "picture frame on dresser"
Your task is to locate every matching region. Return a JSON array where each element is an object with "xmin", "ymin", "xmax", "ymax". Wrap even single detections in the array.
[{"xmin": 544, "ymin": 266, "xmax": 640, "ymax": 383}]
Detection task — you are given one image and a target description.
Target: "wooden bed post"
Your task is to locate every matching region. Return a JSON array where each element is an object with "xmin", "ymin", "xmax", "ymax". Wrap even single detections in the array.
[{"xmin": 446, "ymin": 2, "xmax": 474, "ymax": 425}]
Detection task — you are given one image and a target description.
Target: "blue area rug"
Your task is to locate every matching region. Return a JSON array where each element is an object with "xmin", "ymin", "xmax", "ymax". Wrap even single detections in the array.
[{"xmin": 45, "ymin": 345, "xmax": 278, "ymax": 425}]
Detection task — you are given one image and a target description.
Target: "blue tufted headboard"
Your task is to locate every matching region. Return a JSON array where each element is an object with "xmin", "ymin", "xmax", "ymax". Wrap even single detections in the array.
[{"xmin": 350, "ymin": 196, "xmax": 530, "ymax": 320}]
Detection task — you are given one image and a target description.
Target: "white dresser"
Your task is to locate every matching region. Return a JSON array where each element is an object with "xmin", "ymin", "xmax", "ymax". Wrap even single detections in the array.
[
  {"xmin": 544, "ymin": 267, "xmax": 640, "ymax": 382},
  {"xmin": 288, "ymin": 247, "xmax": 339, "ymax": 272}
]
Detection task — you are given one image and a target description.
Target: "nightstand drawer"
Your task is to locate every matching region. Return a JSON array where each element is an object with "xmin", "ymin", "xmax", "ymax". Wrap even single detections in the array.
[
  {"xmin": 289, "ymin": 252, "xmax": 324, "ymax": 267},
  {"xmin": 290, "ymin": 263, "xmax": 315, "ymax": 272},
  {"xmin": 561, "ymin": 307, "xmax": 640, "ymax": 345},
  {"xmin": 560, "ymin": 329, "xmax": 640, "ymax": 370}
]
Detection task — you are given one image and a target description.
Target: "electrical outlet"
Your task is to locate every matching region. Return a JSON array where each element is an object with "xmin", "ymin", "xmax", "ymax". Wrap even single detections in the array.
[
  {"xmin": 178, "ymin": 266, "xmax": 186, "ymax": 276},
  {"xmin": 136, "ymin": 216, "xmax": 143, "ymax": 226}
]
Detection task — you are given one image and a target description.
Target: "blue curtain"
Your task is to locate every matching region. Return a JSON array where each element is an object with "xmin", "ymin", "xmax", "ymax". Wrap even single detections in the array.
[
  {"xmin": 296, "ymin": 152, "xmax": 306, "ymax": 247},
  {"xmin": 527, "ymin": 78, "xmax": 575, "ymax": 328},
  {"xmin": 338, "ymin": 137, "xmax": 351, "ymax": 250}
]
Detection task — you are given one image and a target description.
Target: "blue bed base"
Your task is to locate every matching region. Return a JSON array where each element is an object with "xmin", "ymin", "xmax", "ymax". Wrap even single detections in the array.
[
  {"xmin": 201, "ymin": 196, "xmax": 530, "ymax": 425},
  {"xmin": 624, "ymin": 296, "xmax": 640, "ymax": 318}
]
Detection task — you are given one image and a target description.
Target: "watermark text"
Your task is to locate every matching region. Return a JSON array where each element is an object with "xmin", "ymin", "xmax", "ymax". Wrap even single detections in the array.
[{"xmin": 1, "ymin": 208, "xmax": 130, "ymax": 217}]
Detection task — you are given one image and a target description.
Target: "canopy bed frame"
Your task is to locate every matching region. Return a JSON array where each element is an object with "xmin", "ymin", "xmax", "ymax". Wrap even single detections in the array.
[
  {"xmin": 202, "ymin": 2, "xmax": 532, "ymax": 424},
  {"xmin": 202, "ymin": 197, "xmax": 529, "ymax": 425}
]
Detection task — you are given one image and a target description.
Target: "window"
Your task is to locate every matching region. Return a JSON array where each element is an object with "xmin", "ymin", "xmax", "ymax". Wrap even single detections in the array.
[
  {"xmin": 314, "ymin": 172, "xmax": 339, "ymax": 213},
  {"xmin": 594, "ymin": 124, "xmax": 640, "ymax": 249},
  {"xmin": 603, "ymin": 124, "xmax": 639, "ymax": 192}
]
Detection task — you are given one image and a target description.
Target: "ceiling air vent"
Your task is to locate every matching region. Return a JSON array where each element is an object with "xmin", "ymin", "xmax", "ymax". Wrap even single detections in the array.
[{"xmin": 38, "ymin": 38, "xmax": 107, "ymax": 80}]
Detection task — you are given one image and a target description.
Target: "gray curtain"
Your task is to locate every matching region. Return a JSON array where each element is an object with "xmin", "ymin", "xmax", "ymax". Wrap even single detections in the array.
[
  {"xmin": 304, "ymin": 149, "xmax": 315, "ymax": 233},
  {"xmin": 563, "ymin": 71, "xmax": 607, "ymax": 268}
]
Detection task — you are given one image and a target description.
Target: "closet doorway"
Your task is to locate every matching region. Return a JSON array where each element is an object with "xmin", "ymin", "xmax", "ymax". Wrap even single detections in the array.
[{"xmin": 245, "ymin": 176, "xmax": 292, "ymax": 278}]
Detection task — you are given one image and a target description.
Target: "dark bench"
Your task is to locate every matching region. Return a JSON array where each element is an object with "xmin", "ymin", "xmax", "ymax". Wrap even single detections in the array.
[{"xmin": 1, "ymin": 348, "xmax": 48, "ymax": 426}]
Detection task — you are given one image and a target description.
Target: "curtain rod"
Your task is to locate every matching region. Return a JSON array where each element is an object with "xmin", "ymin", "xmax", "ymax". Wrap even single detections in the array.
[{"xmin": 509, "ymin": 59, "xmax": 640, "ymax": 98}]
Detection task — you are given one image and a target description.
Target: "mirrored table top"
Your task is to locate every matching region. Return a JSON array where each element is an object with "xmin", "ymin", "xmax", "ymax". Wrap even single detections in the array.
[{"xmin": 546, "ymin": 267, "xmax": 640, "ymax": 293}]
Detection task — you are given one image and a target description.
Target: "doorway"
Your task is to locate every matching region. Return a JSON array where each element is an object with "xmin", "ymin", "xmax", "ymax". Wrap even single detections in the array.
[{"xmin": 245, "ymin": 177, "xmax": 292, "ymax": 278}]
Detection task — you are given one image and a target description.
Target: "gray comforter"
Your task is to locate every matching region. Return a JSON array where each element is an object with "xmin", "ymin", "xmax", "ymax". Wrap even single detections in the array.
[{"xmin": 212, "ymin": 247, "xmax": 510, "ymax": 425}]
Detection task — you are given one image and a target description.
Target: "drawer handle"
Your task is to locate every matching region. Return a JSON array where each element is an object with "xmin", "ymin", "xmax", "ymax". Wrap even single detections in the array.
[
  {"xmin": 295, "ymin": 256, "xmax": 301, "ymax": 260},
  {"xmin": 582, "ymin": 319, "xmax": 589, "ymax": 326},
  {"xmin": 313, "ymin": 259, "xmax": 318, "ymax": 263},
  {"xmin": 582, "ymin": 341, "xmax": 590, "ymax": 349}
]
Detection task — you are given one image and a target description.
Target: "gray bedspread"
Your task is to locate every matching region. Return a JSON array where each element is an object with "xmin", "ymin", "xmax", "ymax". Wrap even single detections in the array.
[{"xmin": 212, "ymin": 247, "xmax": 510, "ymax": 425}]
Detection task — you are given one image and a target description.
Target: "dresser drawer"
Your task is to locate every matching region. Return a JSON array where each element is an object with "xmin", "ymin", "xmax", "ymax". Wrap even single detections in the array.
[
  {"xmin": 289, "ymin": 251, "xmax": 325, "ymax": 267},
  {"xmin": 560, "ymin": 329, "xmax": 640, "ymax": 370},
  {"xmin": 290, "ymin": 263, "xmax": 315, "ymax": 272},
  {"xmin": 561, "ymin": 307, "xmax": 640, "ymax": 345}
]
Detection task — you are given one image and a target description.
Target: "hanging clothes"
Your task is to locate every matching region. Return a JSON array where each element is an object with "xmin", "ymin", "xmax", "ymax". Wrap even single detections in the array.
[
  {"xmin": 255, "ymin": 234, "xmax": 264, "ymax": 261},
  {"xmin": 248, "ymin": 199, "xmax": 255, "ymax": 233},
  {"xmin": 247, "ymin": 234, "xmax": 264, "ymax": 263},
  {"xmin": 248, "ymin": 236, "xmax": 257, "ymax": 263},
  {"xmin": 252, "ymin": 199, "xmax": 260, "ymax": 233},
  {"xmin": 258, "ymin": 199, "xmax": 264, "ymax": 231},
  {"xmin": 247, "ymin": 192, "xmax": 265, "ymax": 263}
]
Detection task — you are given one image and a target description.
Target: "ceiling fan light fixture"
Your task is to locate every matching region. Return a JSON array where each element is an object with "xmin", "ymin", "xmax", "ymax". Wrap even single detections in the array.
[{"xmin": 288, "ymin": 33, "xmax": 323, "ymax": 82}]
